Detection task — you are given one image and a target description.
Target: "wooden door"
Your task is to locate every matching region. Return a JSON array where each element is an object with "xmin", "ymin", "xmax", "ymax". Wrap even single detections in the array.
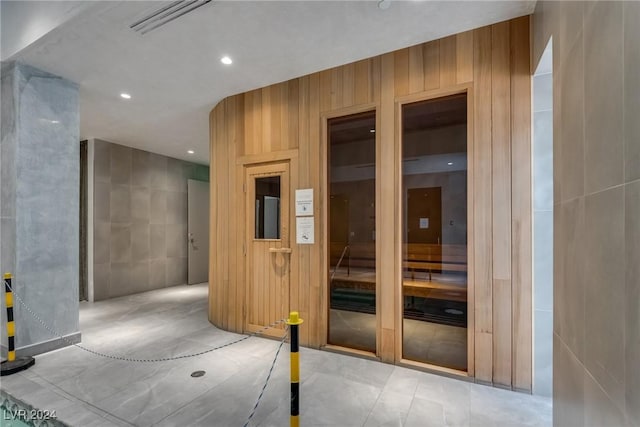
[
  {"xmin": 407, "ymin": 187, "xmax": 442, "ymax": 244},
  {"xmin": 245, "ymin": 162, "xmax": 290, "ymax": 337}
]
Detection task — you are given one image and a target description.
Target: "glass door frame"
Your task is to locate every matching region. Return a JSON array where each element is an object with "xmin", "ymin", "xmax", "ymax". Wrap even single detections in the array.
[
  {"xmin": 320, "ymin": 103, "xmax": 381, "ymax": 359},
  {"xmin": 395, "ymin": 86, "xmax": 475, "ymax": 377}
]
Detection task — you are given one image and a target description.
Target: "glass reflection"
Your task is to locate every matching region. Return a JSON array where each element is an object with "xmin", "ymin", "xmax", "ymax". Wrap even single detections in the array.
[
  {"xmin": 328, "ymin": 111, "xmax": 376, "ymax": 353},
  {"xmin": 401, "ymin": 94, "xmax": 468, "ymax": 371}
]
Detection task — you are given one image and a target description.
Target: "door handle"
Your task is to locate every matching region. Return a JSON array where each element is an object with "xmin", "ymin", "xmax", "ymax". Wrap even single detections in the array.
[
  {"xmin": 188, "ymin": 233, "xmax": 199, "ymax": 250},
  {"xmin": 269, "ymin": 247, "xmax": 292, "ymax": 254}
]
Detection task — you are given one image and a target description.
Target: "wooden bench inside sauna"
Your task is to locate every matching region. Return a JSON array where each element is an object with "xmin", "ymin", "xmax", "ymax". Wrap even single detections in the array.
[{"xmin": 330, "ymin": 242, "xmax": 467, "ymax": 326}]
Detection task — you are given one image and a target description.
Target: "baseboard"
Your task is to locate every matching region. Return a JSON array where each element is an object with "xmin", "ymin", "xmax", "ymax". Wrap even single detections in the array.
[{"xmin": 0, "ymin": 332, "xmax": 81, "ymax": 358}]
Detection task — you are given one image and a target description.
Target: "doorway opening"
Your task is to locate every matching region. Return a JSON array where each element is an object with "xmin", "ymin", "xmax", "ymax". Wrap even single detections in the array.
[
  {"xmin": 188, "ymin": 179, "xmax": 210, "ymax": 285},
  {"xmin": 79, "ymin": 140, "xmax": 88, "ymax": 301}
]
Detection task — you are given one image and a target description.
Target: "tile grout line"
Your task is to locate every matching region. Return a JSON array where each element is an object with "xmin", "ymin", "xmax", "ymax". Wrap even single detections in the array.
[
  {"xmin": 360, "ymin": 376, "xmax": 387, "ymax": 426},
  {"xmin": 28, "ymin": 371, "xmax": 136, "ymax": 427}
]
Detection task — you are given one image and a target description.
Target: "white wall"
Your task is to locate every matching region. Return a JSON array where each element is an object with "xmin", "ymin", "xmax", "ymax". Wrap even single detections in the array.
[{"xmin": 1, "ymin": 1, "xmax": 92, "ymax": 60}]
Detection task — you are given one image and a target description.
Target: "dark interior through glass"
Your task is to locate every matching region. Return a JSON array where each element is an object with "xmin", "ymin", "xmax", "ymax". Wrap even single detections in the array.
[
  {"xmin": 327, "ymin": 111, "xmax": 377, "ymax": 353},
  {"xmin": 255, "ymin": 176, "xmax": 281, "ymax": 240},
  {"xmin": 401, "ymin": 93, "xmax": 468, "ymax": 371}
]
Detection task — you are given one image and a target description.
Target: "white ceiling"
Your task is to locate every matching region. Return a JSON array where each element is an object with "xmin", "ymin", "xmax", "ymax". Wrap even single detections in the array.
[{"xmin": 3, "ymin": 1, "xmax": 535, "ymax": 165}]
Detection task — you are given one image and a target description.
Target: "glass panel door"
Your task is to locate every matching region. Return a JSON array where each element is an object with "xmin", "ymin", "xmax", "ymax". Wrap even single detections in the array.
[
  {"xmin": 327, "ymin": 111, "xmax": 377, "ymax": 353},
  {"xmin": 401, "ymin": 93, "xmax": 468, "ymax": 371}
]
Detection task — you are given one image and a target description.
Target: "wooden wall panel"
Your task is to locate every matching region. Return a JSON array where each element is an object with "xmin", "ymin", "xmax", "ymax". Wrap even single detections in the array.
[
  {"xmin": 510, "ymin": 16, "xmax": 533, "ymax": 391},
  {"xmin": 354, "ymin": 59, "xmax": 371, "ymax": 105},
  {"xmin": 233, "ymin": 97, "xmax": 245, "ymax": 332},
  {"xmin": 288, "ymin": 80, "xmax": 299, "ymax": 150},
  {"xmin": 456, "ymin": 31, "xmax": 474, "ymax": 84},
  {"xmin": 305, "ymin": 85, "xmax": 328, "ymax": 352},
  {"xmin": 371, "ymin": 56, "xmax": 381, "ymax": 103},
  {"xmin": 342, "ymin": 63, "xmax": 355, "ymax": 107},
  {"xmin": 408, "ymin": 45, "xmax": 424, "ymax": 93},
  {"xmin": 439, "ymin": 35, "xmax": 457, "ymax": 87},
  {"xmin": 209, "ymin": 17, "xmax": 532, "ymax": 391},
  {"xmin": 472, "ymin": 25, "xmax": 494, "ymax": 384},
  {"xmin": 224, "ymin": 98, "xmax": 234, "ymax": 330},
  {"xmin": 225, "ymin": 98, "xmax": 233, "ymax": 331},
  {"xmin": 394, "ymin": 49, "xmax": 409, "ymax": 97},
  {"xmin": 380, "ymin": 53, "xmax": 395, "ymax": 362},
  {"xmin": 491, "ymin": 21, "xmax": 513, "ymax": 388},
  {"xmin": 294, "ymin": 76, "xmax": 308, "ymax": 345},
  {"xmin": 310, "ymin": 72, "xmax": 324, "ymax": 347},
  {"xmin": 465, "ymin": 72, "xmax": 476, "ymax": 377},
  {"xmin": 215, "ymin": 100, "xmax": 228, "ymax": 328},
  {"xmin": 423, "ymin": 40, "xmax": 440, "ymax": 90},
  {"xmin": 261, "ymin": 87, "xmax": 272, "ymax": 153},
  {"xmin": 248, "ymin": 90, "xmax": 262, "ymax": 155},
  {"xmin": 208, "ymin": 100, "xmax": 221, "ymax": 326}
]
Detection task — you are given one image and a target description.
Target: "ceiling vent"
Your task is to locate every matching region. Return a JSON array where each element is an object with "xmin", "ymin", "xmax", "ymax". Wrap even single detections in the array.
[{"xmin": 130, "ymin": 0, "xmax": 212, "ymax": 35}]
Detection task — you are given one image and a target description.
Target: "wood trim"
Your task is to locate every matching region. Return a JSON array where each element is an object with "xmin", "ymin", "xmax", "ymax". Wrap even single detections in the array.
[
  {"xmin": 244, "ymin": 161, "xmax": 291, "ymax": 334},
  {"xmin": 491, "ymin": 20, "xmax": 513, "ymax": 388},
  {"xmin": 394, "ymin": 90, "xmax": 404, "ymax": 363},
  {"xmin": 399, "ymin": 358, "xmax": 469, "ymax": 378},
  {"xmin": 236, "ymin": 149, "xmax": 298, "ymax": 165},
  {"xmin": 394, "ymin": 83, "xmax": 473, "ymax": 105},
  {"xmin": 322, "ymin": 344, "xmax": 380, "ymax": 361},
  {"xmin": 320, "ymin": 102, "xmax": 378, "ymax": 120},
  {"xmin": 510, "ymin": 15, "xmax": 532, "ymax": 391},
  {"xmin": 472, "ymin": 24, "xmax": 494, "ymax": 384},
  {"xmin": 312, "ymin": 72, "xmax": 324, "ymax": 348},
  {"xmin": 321, "ymin": 104, "xmax": 380, "ymax": 352},
  {"xmin": 379, "ymin": 52, "xmax": 394, "ymax": 362},
  {"xmin": 466, "ymin": 83, "xmax": 476, "ymax": 377},
  {"xmin": 394, "ymin": 85, "xmax": 473, "ymax": 376}
]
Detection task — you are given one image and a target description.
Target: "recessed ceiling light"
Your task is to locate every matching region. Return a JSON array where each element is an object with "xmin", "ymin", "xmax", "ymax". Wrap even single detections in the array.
[
  {"xmin": 220, "ymin": 56, "xmax": 232, "ymax": 65},
  {"xmin": 369, "ymin": 129, "xmax": 375, "ymax": 133},
  {"xmin": 447, "ymin": 162, "xmax": 453, "ymax": 165},
  {"xmin": 187, "ymin": 150, "xmax": 194, "ymax": 154},
  {"xmin": 120, "ymin": 93, "xmax": 131, "ymax": 99},
  {"xmin": 50, "ymin": 120, "xmax": 60, "ymax": 124}
]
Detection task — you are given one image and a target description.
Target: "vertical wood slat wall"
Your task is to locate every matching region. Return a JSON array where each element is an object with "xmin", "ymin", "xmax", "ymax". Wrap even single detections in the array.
[{"xmin": 209, "ymin": 16, "xmax": 532, "ymax": 390}]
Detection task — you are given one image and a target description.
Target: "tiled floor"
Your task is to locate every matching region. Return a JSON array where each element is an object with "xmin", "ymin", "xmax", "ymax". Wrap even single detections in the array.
[{"xmin": 1, "ymin": 284, "xmax": 551, "ymax": 426}]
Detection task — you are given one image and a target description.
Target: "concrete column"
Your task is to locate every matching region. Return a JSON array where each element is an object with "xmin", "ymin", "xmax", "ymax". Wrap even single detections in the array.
[{"xmin": 1, "ymin": 62, "xmax": 80, "ymax": 356}]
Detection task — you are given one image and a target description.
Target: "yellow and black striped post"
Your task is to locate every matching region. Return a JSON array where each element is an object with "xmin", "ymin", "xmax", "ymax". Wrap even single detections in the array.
[
  {"xmin": 5, "ymin": 273, "xmax": 16, "ymax": 362},
  {"xmin": 1, "ymin": 273, "xmax": 35, "ymax": 376},
  {"xmin": 286, "ymin": 311, "xmax": 303, "ymax": 427}
]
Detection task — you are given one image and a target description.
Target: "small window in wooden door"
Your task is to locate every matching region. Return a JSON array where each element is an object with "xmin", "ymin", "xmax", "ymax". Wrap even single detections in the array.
[{"xmin": 255, "ymin": 176, "xmax": 281, "ymax": 239}]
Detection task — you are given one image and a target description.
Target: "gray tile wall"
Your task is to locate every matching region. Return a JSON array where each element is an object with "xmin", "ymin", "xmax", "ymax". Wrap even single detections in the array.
[
  {"xmin": 92, "ymin": 139, "xmax": 208, "ymax": 301},
  {"xmin": 533, "ymin": 1, "xmax": 640, "ymax": 424}
]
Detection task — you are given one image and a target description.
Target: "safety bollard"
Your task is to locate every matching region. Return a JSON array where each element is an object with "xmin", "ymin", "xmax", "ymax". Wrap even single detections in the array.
[
  {"xmin": 5, "ymin": 273, "xmax": 16, "ymax": 362},
  {"xmin": 1, "ymin": 273, "xmax": 35, "ymax": 376},
  {"xmin": 286, "ymin": 311, "xmax": 303, "ymax": 427}
]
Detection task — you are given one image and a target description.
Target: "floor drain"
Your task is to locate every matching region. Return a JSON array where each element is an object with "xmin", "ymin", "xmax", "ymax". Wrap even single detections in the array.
[{"xmin": 191, "ymin": 370, "xmax": 206, "ymax": 378}]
